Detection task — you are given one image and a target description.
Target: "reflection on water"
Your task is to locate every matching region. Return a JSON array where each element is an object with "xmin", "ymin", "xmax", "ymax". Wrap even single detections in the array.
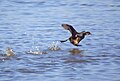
[
  {"xmin": 0, "ymin": 0, "xmax": 120, "ymax": 81},
  {"xmin": 69, "ymin": 48, "xmax": 84, "ymax": 55}
]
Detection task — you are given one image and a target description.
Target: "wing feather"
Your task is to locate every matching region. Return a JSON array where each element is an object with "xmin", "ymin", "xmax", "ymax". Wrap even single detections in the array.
[{"xmin": 61, "ymin": 24, "xmax": 77, "ymax": 37}]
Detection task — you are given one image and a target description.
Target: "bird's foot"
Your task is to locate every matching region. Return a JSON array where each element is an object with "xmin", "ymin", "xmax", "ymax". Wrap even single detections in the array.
[
  {"xmin": 60, "ymin": 40, "xmax": 64, "ymax": 43},
  {"xmin": 74, "ymin": 44, "xmax": 82, "ymax": 46},
  {"xmin": 60, "ymin": 40, "xmax": 67, "ymax": 43}
]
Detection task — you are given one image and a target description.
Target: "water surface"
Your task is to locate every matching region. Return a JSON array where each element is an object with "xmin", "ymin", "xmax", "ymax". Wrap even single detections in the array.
[{"xmin": 0, "ymin": 0, "xmax": 120, "ymax": 81}]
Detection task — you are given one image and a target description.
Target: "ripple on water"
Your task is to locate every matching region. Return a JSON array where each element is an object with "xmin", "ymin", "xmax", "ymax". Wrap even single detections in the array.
[
  {"xmin": 17, "ymin": 68, "xmax": 39, "ymax": 73},
  {"xmin": 0, "ymin": 0, "xmax": 120, "ymax": 81}
]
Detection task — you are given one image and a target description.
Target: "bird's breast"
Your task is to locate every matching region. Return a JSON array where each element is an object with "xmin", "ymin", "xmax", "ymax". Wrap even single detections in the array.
[
  {"xmin": 69, "ymin": 37, "xmax": 81, "ymax": 45},
  {"xmin": 73, "ymin": 37, "xmax": 80, "ymax": 44}
]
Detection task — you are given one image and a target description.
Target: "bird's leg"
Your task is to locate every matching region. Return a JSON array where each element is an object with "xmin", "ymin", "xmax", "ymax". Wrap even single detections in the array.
[
  {"xmin": 60, "ymin": 38, "xmax": 69, "ymax": 43},
  {"xmin": 74, "ymin": 44, "xmax": 82, "ymax": 46}
]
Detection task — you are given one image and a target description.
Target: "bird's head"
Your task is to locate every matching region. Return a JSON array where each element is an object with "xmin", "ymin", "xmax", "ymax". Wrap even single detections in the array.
[{"xmin": 84, "ymin": 32, "xmax": 91, "ymax": 35}]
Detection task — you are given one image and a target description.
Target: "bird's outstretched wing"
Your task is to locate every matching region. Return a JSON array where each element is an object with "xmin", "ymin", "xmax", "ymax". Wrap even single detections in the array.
[{"xmin": 61, "ymin": 24, "xmax": 77, "ymax": 37}]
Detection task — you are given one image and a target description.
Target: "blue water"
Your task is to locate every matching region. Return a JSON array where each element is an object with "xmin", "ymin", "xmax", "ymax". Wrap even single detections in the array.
[{"xmin": 0, "ymin": 0, "xmax": 120, "ymax": 81}]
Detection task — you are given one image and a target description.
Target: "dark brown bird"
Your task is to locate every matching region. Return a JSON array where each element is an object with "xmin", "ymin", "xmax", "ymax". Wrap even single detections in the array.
[{"xmin": 60, "ymin": 24, "xmax": 91, "ymax": 46}]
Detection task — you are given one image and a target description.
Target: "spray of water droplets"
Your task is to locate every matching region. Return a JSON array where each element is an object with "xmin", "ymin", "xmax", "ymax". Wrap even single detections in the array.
[
  {"xmin": 27, "ymin": 46, "xmax": 47, "ymax": 54},
  {"xmin": 48, "ymin": 41, "xmax": 61, "ymax": 51}
]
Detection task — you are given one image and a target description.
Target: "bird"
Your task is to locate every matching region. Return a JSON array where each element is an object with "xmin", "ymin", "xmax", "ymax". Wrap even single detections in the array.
[{"xmin": 60, "ymin": 24, "xmax": 91, "ymax": 46}]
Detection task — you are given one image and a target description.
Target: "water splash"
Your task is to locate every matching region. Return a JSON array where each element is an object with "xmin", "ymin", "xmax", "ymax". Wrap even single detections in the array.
[
  {"xmin": 5, "ymin": 47, "xmax": 15, "ymax": 57},
  {"xmin": 26, "ymin": 46, "xmax": 47, "ymax": 54},
  {"xmin": 0, "ymin": 47, "xmax": 15, "ymax": 62},
  {"xmin": 48, "ymin": 41, "xmax": 61, "ymax": 51},
  {"xmin": 26, "ymin": 50, "xmax": 47, "ymax": 54}
]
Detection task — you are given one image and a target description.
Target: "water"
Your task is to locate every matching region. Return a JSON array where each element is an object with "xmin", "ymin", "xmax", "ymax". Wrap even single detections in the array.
[{"xmin": 0, "ymin": 0, "xmax": 120, "ymax": 81}]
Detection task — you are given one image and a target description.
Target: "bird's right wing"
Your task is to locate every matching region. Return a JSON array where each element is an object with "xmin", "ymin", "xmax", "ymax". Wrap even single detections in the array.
[{"xmin": 61, "ymin": 24, "xmax": 77, "ymax": 37}]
